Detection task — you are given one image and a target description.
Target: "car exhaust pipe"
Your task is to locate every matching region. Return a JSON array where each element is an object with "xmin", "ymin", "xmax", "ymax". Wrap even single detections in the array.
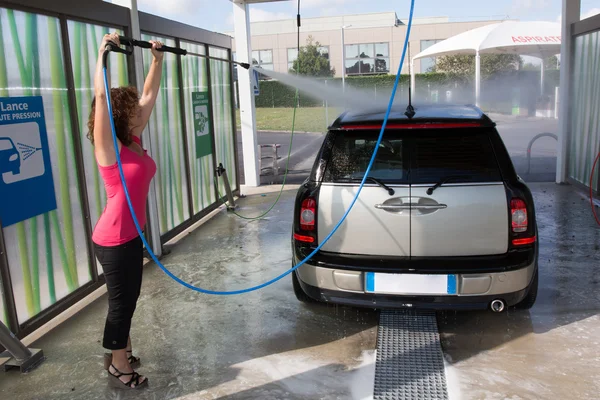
[{"xmin": 490, "ymin": 299, "xmax": 505, "ymax": 313}]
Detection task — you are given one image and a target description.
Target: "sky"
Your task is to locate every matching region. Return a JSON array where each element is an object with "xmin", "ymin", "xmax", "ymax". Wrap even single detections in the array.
[{"xmin": 124, "ymin": 0, "xmax": 600, "ymax": 35}]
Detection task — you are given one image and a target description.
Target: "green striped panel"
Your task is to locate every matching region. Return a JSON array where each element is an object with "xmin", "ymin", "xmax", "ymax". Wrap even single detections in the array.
[
  {"xmin": 180, "ymin": 40, "xmax": 216, "ymax": 214},
  {"xmin": 66, "ymin": 21, "xmax": 127, "ymax": 275},
  {"xmin": 1, "ymin": 9, "xmax": 92, "ymax": 324},
  {"xmin": 569, "ymin": 31, "xmax": 600, "ymax": 191},
  {"xmin": 141, "ymin": 33, "xmax": 190, "ymax": 234},
  {"xmin": 208, "ymin": 47, "xmax": 237, "ymax": 196}
]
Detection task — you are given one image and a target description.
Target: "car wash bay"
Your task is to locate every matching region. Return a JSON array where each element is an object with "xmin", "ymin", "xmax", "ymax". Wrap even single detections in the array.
[
  {"xmin": 0, "ymin": 182, "xmax": 599, "ymax": 399},
  {"xmin": 1, "ymin": 1, "xmax": 600, "ymax": 399}
]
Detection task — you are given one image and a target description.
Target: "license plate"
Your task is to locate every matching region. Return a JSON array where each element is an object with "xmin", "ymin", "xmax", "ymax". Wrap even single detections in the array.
[{"xmin": 365, "ymin": 272, "xmax": 457, "ymax": 295}]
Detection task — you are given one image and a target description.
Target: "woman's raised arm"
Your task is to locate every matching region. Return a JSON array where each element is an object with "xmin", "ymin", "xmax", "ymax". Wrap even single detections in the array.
[{"xmin": 134, "ymin": 40, "xmax": 164, "ymax": 137}]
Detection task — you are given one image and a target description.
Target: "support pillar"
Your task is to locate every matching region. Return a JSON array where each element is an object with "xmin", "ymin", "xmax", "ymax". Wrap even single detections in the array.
[
  {"xmin": 556, "ymin": 0, "xmax": 580, "ymax": 183},
  {"xmin": 0, "ymin": 321, "xmax": 44, "ymax": 372},
  {"xmin": 540, "ymin": 58, "xmax": 545, "ymax": 96},
  {"xmin": 341, "ymin": 26, "xmax": 346, "ymax": 93},
  {"xmin": 475, "ymin": 51, "xmax": 481, "ymax": 107},
  {"xmin": 410, "ymin": 58, "xmax": 415, "ymax": 98},
  {"xmin": 233, "ymin": 1, "xmax": 260, "ymax": 187}
]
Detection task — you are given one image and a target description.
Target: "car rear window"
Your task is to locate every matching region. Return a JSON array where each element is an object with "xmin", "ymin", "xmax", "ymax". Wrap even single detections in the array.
[
  {"xmin": 411, "ymin": 132, "xmax": 502, "ymax": 184},
  {"xmin": 323, "ymin": 132, "xmax": 408, "ymax": 183}
]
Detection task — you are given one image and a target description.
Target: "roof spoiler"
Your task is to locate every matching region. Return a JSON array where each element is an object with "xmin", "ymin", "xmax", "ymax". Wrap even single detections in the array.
[{"xmin": 337, "ymin": 122, "xmax": 485, "ymax": 131}]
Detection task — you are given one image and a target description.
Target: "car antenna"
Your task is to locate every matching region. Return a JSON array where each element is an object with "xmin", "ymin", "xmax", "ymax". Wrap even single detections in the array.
[{"xmin": 404, "ymin": 43, "xmax": 415, "ymax": 119}]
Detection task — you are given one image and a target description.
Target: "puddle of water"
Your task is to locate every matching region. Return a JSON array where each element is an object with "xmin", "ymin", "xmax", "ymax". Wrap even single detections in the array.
[
  {"xmin": 444, "ymin": 355, "xmax": 463, "ymax": 400},
  {"xmin": 349, "ymin": 350, "xmax": 376, "ymax": 400}
]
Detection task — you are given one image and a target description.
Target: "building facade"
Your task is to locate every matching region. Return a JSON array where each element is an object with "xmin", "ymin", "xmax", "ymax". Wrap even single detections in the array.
[{"xmin": 228, "ymin": 12, "xmax": 509, "ymax": 77}]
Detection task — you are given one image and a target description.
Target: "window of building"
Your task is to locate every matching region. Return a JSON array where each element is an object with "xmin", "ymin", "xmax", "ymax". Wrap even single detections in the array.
[
  {"xmin": 345, "ymin": 42, "xmax": 389, "ymax": 76},
  {"xmin": 287, "ymin": 46, "xmax": 329, "ymax": 70},
  {"xmin": 420, "ymin": 40, "xmax": 442, "ymax": 73},
  {"xmin": 252, "ymin": 50, "xmax": 274, "ymax": 71}
]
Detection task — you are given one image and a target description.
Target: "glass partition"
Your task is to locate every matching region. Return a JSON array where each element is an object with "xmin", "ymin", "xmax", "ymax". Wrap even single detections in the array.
[
  {"xmin": 209, "ymin": 47, "xmax": 237, "ymax": 194},
  {"xmin": 67, "ymin": 20, "xmax": 128, "ymax": 273},
  {"xmin": 0, "ymin": 8, "xmax": 92, "ymax": 324},
  {"xmin": 569, "ymin": 30, "xmax": 600, "ymax": 192},
  {"xmin": 141, "ymin": 33, "xmax": 190, "ymax": 234},
  {"xmin": 180, "ymin": 41, "xmax": 216, "ymax": 214}
]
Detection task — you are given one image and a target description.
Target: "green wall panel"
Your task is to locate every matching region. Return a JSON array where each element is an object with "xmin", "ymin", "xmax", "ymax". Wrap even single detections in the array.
[
  {"xmin": 67, "ymin": 20, "xmax": 128, "ymax": 275},
  {"xmin": 181, "ymin": 41, "xmax": 215, "ymax": 214},
  {"xmin": 209, "ymin": 47, "xmax": 237, "ymax": 194},
  {"xmin": 569, "ymin": 30, "xmax": 600, "ymax": 191},
  {"xmin": 141, "ymin": 33, "xmax": 190, "ymax": 234},
  {"xmin": 0, "ymin": 8, "xmax": 91, "ymax": 324}
]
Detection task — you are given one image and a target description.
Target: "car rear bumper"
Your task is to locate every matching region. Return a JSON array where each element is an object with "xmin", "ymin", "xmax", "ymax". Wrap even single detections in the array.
[{"xmin": 293, "ymin": 258, "xmax": 537, "ymax": 310}]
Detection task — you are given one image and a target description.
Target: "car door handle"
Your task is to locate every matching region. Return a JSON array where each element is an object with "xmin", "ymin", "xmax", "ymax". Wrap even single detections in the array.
[
  {"xmin": 375, "ymin": 204, "xmax": 447, "ymax": 210},
  {"xmin": 413, "ymin": 204, "xmax": 447, "ymax": 210},
  {"xmin": 374, "ymin": 204, "xmax": 411, "ymax": 211}
]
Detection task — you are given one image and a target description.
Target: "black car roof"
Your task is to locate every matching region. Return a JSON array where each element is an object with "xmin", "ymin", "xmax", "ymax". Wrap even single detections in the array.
[{"xmin": 330, "ymin": 103, "xmax": 495, "ymax": 129}]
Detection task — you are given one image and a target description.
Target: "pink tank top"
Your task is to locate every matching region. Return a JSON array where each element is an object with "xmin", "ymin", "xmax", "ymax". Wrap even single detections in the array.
[{"xmin": 92, "ymin": 136, "xmax": 157, "ymax": 247}]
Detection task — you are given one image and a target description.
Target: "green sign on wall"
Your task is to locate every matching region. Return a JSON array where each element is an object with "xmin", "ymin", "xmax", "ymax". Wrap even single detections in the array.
[{"xmin": 192, "ymin": 92, "xmax": 212, "ymax": 159}]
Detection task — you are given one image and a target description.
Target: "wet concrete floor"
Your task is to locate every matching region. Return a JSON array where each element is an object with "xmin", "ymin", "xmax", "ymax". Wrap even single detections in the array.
[{"xmin": 0, "ymin": 182, "xmax": 598, "ymax": 400}]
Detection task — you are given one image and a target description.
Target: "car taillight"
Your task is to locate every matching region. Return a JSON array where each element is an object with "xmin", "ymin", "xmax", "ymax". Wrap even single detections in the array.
[
  {"xmin": 511, "ymin": 198, "xmax": 528, "ymax": 233},
  {"xmin": 300, "ymin": 198, "xmax": 316, "ymax": 231}
]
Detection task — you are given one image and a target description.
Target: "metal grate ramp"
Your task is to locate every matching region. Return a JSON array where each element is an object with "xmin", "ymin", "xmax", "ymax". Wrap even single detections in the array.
[{"xmin": 373, "ymin": 310, "xmax": 449, "ymax": 400}]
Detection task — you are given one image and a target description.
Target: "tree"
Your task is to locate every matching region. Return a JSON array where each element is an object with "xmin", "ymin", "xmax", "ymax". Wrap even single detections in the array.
[
  {"xmin": 522, "ymin": 62, "xmax": 540, "ymax": 71},
  {"xmin": 481, "ymin": 54, "xmax": 523, "ymax": 76},
  {"xmin": 545, "ymin": 55, "xmax": 560, "ymax": 69},
  {"xmin": 431, "ymin": 54, "xmax": 523, "ymax": 78},
  {"xmin": 429, "ymin": 54, "xmax": 473, "ymax": 75},
  {"xmin": 522, "ymin": 55, "xmax": 560, "ymax": 71},
  {"xmin": 290, "ymin": 36, "xmax": 335, "ymax": 77}
]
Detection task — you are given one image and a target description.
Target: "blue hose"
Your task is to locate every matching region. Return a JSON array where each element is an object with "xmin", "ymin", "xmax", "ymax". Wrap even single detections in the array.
[{"xmin": 102, "ymin": 0, "xmax": 415, "ymax": 295}]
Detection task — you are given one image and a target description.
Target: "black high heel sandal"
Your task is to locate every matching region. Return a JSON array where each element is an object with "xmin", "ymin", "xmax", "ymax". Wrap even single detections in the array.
[
  {"xmin": 104, "ymin": 350, "xmax": 140, "ymax": 370},
  {"xmin": 107, "ymin": 364, "xmax": 148, "ymax": 390}
]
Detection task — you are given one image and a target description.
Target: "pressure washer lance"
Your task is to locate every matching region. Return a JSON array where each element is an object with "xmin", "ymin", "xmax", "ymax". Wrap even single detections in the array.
[
  {"xmin": 216, "ymin": 163, "xmax": 237, "ymax": 210},
  {"xmin": 117, "ymin": 36, "xmax": 252, "ymax": 69}
]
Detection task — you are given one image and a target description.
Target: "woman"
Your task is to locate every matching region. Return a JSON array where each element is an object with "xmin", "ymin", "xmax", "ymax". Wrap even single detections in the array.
[{"xmin": 88, "ymin": 32, "xmax": 163, "ymax": 390}]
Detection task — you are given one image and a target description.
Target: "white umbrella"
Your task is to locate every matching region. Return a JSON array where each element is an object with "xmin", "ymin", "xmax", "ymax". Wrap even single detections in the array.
[{"xmin": 410, "ymin": 21, "xmax": 562, "ymax": 106}]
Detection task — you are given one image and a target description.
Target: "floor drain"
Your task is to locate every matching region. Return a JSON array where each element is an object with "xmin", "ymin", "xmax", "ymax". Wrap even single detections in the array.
[{"xmin": 373, "ymin": 310, "xmax": 449, "ymax": 400}]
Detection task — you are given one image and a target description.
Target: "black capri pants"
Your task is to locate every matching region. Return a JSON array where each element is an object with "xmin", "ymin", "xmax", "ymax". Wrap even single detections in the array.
[{"xmin": 94, "ymin": 236, "xmax": 144, "ymax": 350}]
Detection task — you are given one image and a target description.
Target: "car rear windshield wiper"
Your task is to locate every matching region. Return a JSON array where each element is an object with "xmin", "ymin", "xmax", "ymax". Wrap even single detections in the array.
[
  {"xmin": 366, "ymin": 177, "xmax": 395, "ymax": 195},
  {"xmin": 426, "ymin": 175, "xmax": 465, "ymax": 195},
  {"xmin": 337, "ymin": 177, "xmax": 395, "ymax": 196}
]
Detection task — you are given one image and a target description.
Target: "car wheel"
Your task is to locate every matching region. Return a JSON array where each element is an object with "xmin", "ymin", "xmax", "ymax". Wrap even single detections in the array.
[
  {"xmin": 292, "ymin": 270, "xmax": 320, "ymax": 304},
  {"xmin": 513, "ymin": 268, "xmax": 538, "ymax": 310}
]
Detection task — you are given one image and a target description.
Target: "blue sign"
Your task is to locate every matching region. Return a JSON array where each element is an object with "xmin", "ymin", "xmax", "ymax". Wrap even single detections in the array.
[
  {"xmin": 0, "ymin": 96, "xmax": 57, "ymax": 227},
  {"xmin": 252, "ymin": 69, "xmax": 260, "ymax": 96}
]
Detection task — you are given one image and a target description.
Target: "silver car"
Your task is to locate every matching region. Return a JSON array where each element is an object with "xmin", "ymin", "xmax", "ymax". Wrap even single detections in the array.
[{"xmin": 291, "ymin": 104, "xmax": 538, "ymax": 313}]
